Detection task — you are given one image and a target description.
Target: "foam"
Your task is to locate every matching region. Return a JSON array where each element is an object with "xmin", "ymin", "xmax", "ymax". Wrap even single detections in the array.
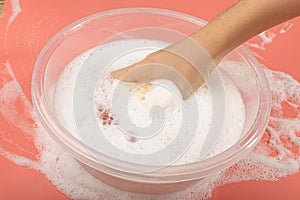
[
  {"xmin": 53, "ymin": 39, "xmax": 245, "ymax": 165},
  {"xmin": 0, "ymin": 55, "xmax": 299, "ymax": 199},
  {"xmin": 279, "ymin": 22, "xmax": 294, "ymax": 34},
  {"xmin": 248, "ymin": 31, "xmax": 277, "ymax": 50},
  {"xmin": 248, "ymin": 22, "xmax": 294, "ymax": 50},
  {"xmin": 8, "ymin": 0, "xmax": 22, "ymax": 26}
]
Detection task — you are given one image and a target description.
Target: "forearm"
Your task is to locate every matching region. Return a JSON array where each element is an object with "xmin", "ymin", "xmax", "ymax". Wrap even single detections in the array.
[
  {"xmin": 191, "ymin": 0, "xmax": 300, "ymax": 63},
  {"xmin": 112, "ymin": 0, "xmax": 300, "ymax": 99}
]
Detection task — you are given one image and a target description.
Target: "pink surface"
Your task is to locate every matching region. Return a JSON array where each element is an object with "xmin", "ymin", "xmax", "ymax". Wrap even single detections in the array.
[{"xmin": 0, "ymin": 0, "xmax": 300, "ymax": 199}]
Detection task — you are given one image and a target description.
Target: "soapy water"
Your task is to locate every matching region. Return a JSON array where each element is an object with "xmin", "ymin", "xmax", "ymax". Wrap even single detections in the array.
[
  {"xmin": 1, "ymin": 56, "xmax": 300, "ymax": 199},
  {"xmin": 53, "ymin": 39, "xmax": 244, "ymax": 167}
]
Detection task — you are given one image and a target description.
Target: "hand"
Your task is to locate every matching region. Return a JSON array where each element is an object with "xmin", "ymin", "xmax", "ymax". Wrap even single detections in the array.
[
  {"xmin": 112, "ymin": 0, "xmax": 300, "ymax": 99},
  {"xmin": 111, "ymin": 37, "xmax": 215, "ymax": 100}
]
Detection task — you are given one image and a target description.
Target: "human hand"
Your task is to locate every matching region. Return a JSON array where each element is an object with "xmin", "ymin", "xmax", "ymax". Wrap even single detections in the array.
[
  {"xmin": 111, "ymin": 37, "xmax": 215, "ymax": 100},
  {"xmin": 112, "ymin": 0, "xmax": 300, "ymax": 99}
]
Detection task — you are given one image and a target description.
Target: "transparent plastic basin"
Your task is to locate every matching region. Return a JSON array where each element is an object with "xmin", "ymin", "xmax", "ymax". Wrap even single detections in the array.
[{"xmin": 32, "ymin": 8, "xmax": 270, "ymax": 194}]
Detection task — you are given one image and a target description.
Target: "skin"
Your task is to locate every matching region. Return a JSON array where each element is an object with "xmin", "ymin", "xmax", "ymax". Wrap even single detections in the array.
[{"xmin": 112, "ymin": 0, "xmax": 300, "ymax": 99}]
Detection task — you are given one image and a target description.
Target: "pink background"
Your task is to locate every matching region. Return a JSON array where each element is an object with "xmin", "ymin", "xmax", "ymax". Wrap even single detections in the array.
[{"xmin": 0, "ymin": 0, "xmax": 300, "ymax": 199}]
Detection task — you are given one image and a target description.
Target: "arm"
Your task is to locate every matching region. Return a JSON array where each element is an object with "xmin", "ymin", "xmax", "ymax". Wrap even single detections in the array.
[
  {"xmin": 193, "ymin": 0, "xmax": 300, "ymax": 64},
  {"xmin": 112, "ymin": 0, "xmax": 300, "ymax": 99}
]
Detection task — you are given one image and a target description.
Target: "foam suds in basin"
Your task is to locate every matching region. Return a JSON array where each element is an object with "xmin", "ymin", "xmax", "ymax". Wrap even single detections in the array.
[{"xmin": 53, "ymin": 39, "xmax": 245, "ymax": 165}]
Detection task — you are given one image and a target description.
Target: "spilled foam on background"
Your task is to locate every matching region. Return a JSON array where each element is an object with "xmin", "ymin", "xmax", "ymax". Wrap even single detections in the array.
[
  {"xmin": 7, "ymin": 0, "xmax": 21, "ymax": 26},
  {"xmin": 0, "ymin": 1, "xmax": 299, "ymax": 199},
  {"xmin": 247, "ymin": 22, "xmax": 294, "ymax": 50}
]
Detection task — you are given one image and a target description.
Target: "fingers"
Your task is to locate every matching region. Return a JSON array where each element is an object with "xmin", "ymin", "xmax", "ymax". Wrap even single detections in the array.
[
  {"xmin": 111, "ymin": 61, "xmax": 144, "ymax": 82},
  {"xmin": 110, "ymin": 49, "xmax": 204, "ymax": 100},
  {"xmin": 111, "ymin": 50, "xmax": 165, "ymax": 82}
]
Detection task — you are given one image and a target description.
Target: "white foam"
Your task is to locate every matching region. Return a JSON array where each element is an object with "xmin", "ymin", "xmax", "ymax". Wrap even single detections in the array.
[
  {"xmin": 8, "ymin": 0, "xmax": 22, "ymax": 26},
  {"xmin": 0, "ymin": 52, "xmax": 299, "ymax": 199},
  {"xmin": 248, "ymin": 22, "xmax": 294, "ymax": 50},
  {"xmin": 53, "ymin": 39, "xmax": 245, "ymax": 165},
  {"xmin": 279, "ymin": 22, "xmax": 294, "ymax": 34},
  {"xmin": 249, "ymin": 31, "xmax": 277, "ymax": 50}
]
